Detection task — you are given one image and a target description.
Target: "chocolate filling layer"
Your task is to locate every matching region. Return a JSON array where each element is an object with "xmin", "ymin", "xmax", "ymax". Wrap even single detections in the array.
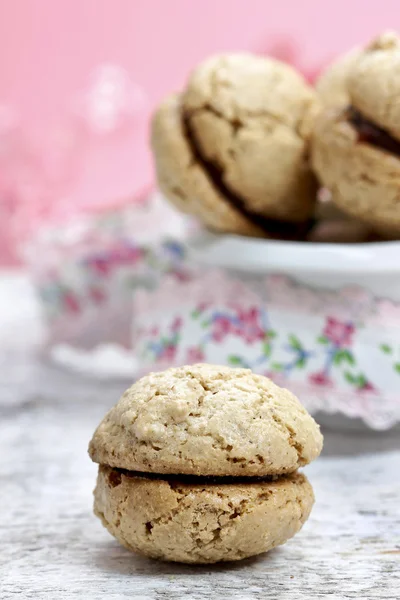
[
  {"xmin": 347, "ymin": 106, "xmax": 400, "ymax": 155},
  {"xmin": 182, "ymin": 110, "xmax": 313, "ymax": 240},
  {"xmin": 109, "ymin": 466, "xmax": 281, "ymax": 485}
]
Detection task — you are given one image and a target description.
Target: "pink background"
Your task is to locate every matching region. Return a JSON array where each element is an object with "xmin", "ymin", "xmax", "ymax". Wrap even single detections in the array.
[{"xmin": 0, "ymin": 0, "xmax": 399, "ymax": 261}]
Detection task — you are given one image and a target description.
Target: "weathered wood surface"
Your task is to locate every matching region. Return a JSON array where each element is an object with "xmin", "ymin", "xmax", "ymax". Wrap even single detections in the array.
[{"xmin": 1, "ymin": 367, "xmax": 399, "ymax": 600}]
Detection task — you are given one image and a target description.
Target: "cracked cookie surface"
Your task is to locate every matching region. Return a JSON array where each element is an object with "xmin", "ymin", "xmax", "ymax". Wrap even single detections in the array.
[
  {"xmin": 94, "ymin": 466, "xmax": 314, "ymax": 563},
  {"xmin": 89, "ymin": 364, "xmax": 323, "ymax": 477}
]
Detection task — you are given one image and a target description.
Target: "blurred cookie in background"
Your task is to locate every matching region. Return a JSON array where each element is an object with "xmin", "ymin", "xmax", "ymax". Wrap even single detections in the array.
[
  {"xmin": 152, "ymin": 53, "xmax": 319, "ymax": 238},
  {"xmin": 312, "ymin": 32, "xmax": 400, "ymax": 239}
]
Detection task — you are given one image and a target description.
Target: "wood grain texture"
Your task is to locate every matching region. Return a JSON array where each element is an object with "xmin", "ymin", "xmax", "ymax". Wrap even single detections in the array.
[{"xmin": 1, "ymin": 366, "xmax": 400, "ymax": 599}]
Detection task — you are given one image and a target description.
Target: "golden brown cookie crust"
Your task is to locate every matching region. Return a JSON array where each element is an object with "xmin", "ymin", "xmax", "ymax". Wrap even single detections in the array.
[
  {"xmin": 181, "ymin": 53, "xmax": 318, "ymax": 222},
  {"xmin": 89, "ymin": 364, "xmax": 323, "ymax": 477},
  {"xmin": 94, "ymin": 466, "xmax": 314, "ymax": 563},
  {"xmin": 311, "ymin": 107, "xmax": 400, "ymax": 235}
]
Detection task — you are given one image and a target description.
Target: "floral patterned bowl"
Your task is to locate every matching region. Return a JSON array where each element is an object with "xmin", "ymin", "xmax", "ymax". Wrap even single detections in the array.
[
  {"xmin": 23, "ymin": 193, "xmax": 189, "ymax": 366},
  {"xmin": 132, "ymin": 231, "xmax": 400, "ymax": 431}
]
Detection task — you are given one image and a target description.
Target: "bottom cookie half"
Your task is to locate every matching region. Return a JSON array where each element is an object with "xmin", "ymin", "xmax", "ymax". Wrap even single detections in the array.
[{"xmin": 94, "ymin": 465, "xmax": 314, "ymax": 564}]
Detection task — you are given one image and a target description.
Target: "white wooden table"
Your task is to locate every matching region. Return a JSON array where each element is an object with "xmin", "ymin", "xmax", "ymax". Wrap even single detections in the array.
[
  {"xmin": 1, "ymin": 274, "xmax": 400, "ymax": 599},
  {"xmin": 1, "ymin": 363, "xmax": 399, "ymax": 600}
]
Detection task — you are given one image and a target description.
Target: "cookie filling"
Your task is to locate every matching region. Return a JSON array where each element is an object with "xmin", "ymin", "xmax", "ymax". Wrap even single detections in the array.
[
  {"xmin": 347, "ymin": 106, "xmax": 400, "ymax": 155},
  {"xmin": 182, "ymin": 109, "xmax": 312, "ymax": 240},
  {"xmin": 107, "ymin": 466, "xmax": 281, "ymax": 486}
]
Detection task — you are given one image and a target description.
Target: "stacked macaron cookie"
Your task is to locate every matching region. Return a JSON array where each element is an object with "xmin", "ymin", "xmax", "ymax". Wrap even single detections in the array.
[{"xmin": 89, "ymin": 364, "xmax": 323, "ymax": 563}]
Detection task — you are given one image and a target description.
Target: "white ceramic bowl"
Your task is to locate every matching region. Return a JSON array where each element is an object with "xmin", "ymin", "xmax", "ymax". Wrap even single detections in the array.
[{"xmin": 132, "ymin": 232, "xmax": 400, "ymax": 431}]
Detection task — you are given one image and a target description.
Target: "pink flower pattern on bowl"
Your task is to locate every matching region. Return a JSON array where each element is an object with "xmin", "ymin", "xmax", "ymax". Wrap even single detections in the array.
[
  {"xmin": 26, "ymin": 194, "xmax": 190, "ymax": 349},
  {"xmin": 323, "ymin": 317, "xmax": 354, "ymax": 347}
]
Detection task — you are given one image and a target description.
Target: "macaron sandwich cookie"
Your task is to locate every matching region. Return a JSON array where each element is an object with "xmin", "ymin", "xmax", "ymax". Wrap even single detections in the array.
[
  {"xmin": 89, "ymin": 364, "xmax": 323, "ymax": 563},
  {"xmin": 312, "ymin": 32, "xmax": 400, "ymax": 238},
  {"xmin": 151, "ymin": 54, "xmax": 319, "ymax": 239}
]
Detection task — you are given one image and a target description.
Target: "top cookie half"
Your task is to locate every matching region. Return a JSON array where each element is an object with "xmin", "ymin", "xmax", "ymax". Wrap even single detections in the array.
[{"xmin": 89, "ymin": 364, "xmax": 323, "ymax": 477}]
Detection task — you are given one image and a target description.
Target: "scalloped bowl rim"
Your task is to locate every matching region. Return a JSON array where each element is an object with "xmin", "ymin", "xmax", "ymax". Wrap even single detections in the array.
[{"xmin": 186, "ymin": 232, "xmax": 400, "ymax": 274}]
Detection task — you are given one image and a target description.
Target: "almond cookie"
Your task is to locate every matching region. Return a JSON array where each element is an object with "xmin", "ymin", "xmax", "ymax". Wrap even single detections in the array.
[
  {"xmin": 151, "ymin": 53, "xmax": 319, "ymax": 237},
  {"xmin": 312, "ymin": 33, "xmax": 400, "ymax": 237},
  {"xmin": 94, "ymin": 466, "xmax": 314, "ymax": 564},
  {"xmin": 89, "ymin": 364, "xmax": 322, "ymax": 563}
]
